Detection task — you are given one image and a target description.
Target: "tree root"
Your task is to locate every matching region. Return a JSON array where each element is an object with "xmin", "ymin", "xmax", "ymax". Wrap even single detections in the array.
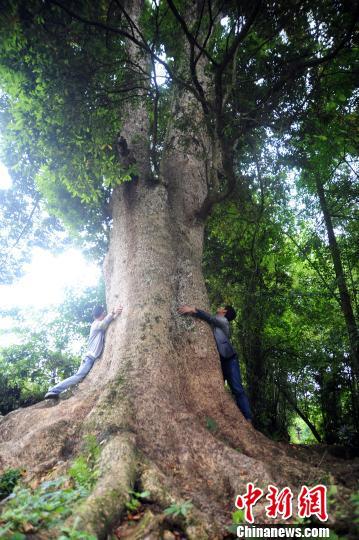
[
  {"xmin": 67, "ymin": 432, "xmax": 137, "ymax": 538},
  {"xmin": 0, "ymin": 380, "xmax": 357, "ymax": 539},
  {"xmin": 0, "ymin": 389, "xmax": 100, "ymax": 474},
  {"xmin": 140, "ymin": 462, "xmax": 211, "ymax": 539},
  {"xmin": 114, "ymin": 508, "xmax": 166, "ymax": 540},
  {"xmin": 68, "ymin": 447, "xmax": 214, "ymax": 539}
]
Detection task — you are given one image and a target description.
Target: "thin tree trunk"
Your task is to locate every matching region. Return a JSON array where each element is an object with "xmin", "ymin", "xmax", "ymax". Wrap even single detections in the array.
[
  {"xmin": 277, "ymin": 385, "xmax": 322, "ymax": 443},
  {"xmin": 241, "ymin": 268, "xmax": 268, "ymax": 430},
  {"xmin": 316, "ymin": 177, "xmax": 359, "ymax": 378}
]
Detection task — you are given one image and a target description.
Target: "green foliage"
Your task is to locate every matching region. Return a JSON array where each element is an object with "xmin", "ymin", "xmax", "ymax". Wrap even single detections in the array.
[
  {"xmin": 68, "ymin": 435, "xmax": 101, "ymax": 490},
  {"xmin": 204, "ymin": 160, "xmax": 297, "ymax": 437},
  {"xmin": 289, "ymin": 418, "xmax": 317, "ymax": 445},
  {"xmin": 0, "ymin": 477, "xmax": 87, "ymax": 537},
  {"xmin": 68, "ymin": 457, "xmax": 97, "ymax": 491},
  {"xmin": 59, "ymin": 516, "xmax": 97, "ymax": 540},
  {"xmin": 0, "ymin": 2, "xmax": 126, "ymax": 247},
  {"xmin": 351, "ymin": 491, "xmax": 359, "ymax": 524},
  {"xmin": 125, "ymin": 489, "xmax": 150, "ymax": 512},
  {"xmin": 1, "ymin": 0, "xmax": 355, "ymax": 248},
  {"xmin": 0, "ymin": 437, "xmax": 101, "ymax": 537},
  {"xmin": 0, "ymin": 469, "xmax": 23, "ymax": 500},
  {"xmin": 204, "ymin": 128, "xmax": 358, "ymax": 442},
  {"xmin": 0, "ymin": 281, "xmax": 106, "ymax": 415},
  {"xmin": 226, "ymin": 509, "xmax": 245, "ymax": 534},
  {"xmin": 163, "ymin": 500, "xmax": 193, "ymax": 518},
  {"xmin": 231, "ymin": 509, "xmax": 244, "ymax": 524},
  {"xmin": 0, "ymin": 341, "xmax": 80, "ymax": 415},
  {"xmin": 205, "ymin": 416, "xmax": 218, "ymax": 433},
  {"xmin": 125, "ymin": 496, "xmax": 140, "ymax": 512},
  {"xmin": 82, "ymin": 434, "xmax": 101, "ymax": 463}
]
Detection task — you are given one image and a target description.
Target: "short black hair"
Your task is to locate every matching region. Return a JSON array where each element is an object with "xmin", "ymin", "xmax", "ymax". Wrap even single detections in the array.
[
  {"xmin": 224, "ymin": 305, "xmax": 236, "ymax": 322},
  {"xmin": 92, "ymin": 305, "xmax": 105, "ymax": 319}
]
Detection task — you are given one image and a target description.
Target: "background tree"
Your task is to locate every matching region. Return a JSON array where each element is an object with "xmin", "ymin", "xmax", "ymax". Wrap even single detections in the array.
[
  {"xmin": 203, "ymin": 137, "xmax": 358, "ymax": 446},
  {"xmin": 287, "ymin": 64, "xmax": 359, "ymax": 441}
]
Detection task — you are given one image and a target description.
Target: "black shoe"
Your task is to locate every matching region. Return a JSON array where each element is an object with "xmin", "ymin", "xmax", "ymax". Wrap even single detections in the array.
[{"xmin": 44, "ymin": 392, "xmax": 60, "ymax": 400}]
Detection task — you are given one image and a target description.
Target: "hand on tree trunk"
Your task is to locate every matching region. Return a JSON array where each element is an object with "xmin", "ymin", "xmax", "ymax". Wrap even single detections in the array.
[
  {"xmin": 112, "ymin": 305, "xmax": 123, "ymax": 318},
  {"xmin": 177, "ymin": 304, "xmax": 197, "ymax": 315}
]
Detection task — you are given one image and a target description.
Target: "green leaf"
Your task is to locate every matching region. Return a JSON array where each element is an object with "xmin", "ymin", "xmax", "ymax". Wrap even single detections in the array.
[{"xmin": 232, "ymin": 509, "xmax": 245, "ymax": 524}]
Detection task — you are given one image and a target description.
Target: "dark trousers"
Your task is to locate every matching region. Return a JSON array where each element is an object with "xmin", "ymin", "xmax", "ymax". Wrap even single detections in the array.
[{"xmin": 220, "ymin": 355, "xmax": 252, "ymax": 420}]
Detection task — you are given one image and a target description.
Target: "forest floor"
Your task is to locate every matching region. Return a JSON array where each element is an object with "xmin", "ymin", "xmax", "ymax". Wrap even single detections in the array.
[
  {"xmin": 1, "ymin": 394, "xmax": 358, "ymax": 540},
  {"xmin": 107, "ymin": 442, "xmax": 359, "ymax": 540}
]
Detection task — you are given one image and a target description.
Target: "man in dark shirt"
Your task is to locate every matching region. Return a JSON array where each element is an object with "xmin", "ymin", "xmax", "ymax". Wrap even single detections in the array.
[{"xmin": 178, "ymin": 304, "xmax": 252, "ymax": 421}]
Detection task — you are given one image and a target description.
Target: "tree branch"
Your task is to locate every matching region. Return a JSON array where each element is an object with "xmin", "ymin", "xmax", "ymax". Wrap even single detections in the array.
[
  {"xmin": 283, "ymin": 229, "xmax": 341, "ymax": 305},
  {"xmin": 48, "ymin": 0, "xmax": 197, "ymax": 97},
  {"xmin": 216, "ymin": 0, "xmax": 262, "ymax": 77},
  {"xmin": 11, "ymin": 195, "xmax": 41, "ymax": 250},
  {"xmin": 166, "ymin": 0, "xmax": 217, "ymax": 65},
  {"xmin": 258, "ymin": 6, "xmax": 359, "ymax": 111},
  {"xmin": 196, "ymin": 145, "xmax": 237, "ymax": 220},
  {"xmin": 276, "ymin": 382, "xmax": 322, "ymax": 443},
  {"xmin": 298, "ymin": 6, "xmax": 359, "ymax": 71}
]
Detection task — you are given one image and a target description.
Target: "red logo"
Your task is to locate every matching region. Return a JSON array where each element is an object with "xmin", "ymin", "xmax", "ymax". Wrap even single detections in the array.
[
  {"xmin": 265, "ymin": 485, "xmax": 293, "ymax": 519},
  {"xmin": 235, "ymin": 483, "xmax": 264, "ymax": 524},
  {"xmin": 298, "ymin": 485, "xmax": 328, "ymax": 522},
  {"xmin": 235, "ymin": 484, "xmax": 328, "ymax": 523}
]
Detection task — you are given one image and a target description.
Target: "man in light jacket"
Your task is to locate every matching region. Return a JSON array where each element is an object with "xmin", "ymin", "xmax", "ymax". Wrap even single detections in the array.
[
  {"xmin": 178, "ymin": 304, "xmax": 252, "ymax": 421},
  {"xmin": 45, "ymin": 304, "xmax": 122, "ymax": 399}
]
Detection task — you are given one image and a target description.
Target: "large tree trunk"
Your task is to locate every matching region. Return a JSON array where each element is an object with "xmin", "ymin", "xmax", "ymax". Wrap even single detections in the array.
[
  {"xmin": 0, "ymin": 139, "xmax": 354, "ymax": 538},
  {"xmin": 0, "ymin": 109, "xmax": 351, "ymax": 539}
]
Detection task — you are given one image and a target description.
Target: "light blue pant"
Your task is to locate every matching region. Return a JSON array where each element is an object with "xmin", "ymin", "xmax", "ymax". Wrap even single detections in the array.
[{"xmin": 47, "ymin": 356, "xmax": 95, "ymax": 395}]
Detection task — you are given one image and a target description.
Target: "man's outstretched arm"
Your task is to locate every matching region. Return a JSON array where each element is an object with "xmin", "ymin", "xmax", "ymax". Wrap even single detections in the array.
[
  {"xmin": 178, "ymin": 305, "xmax": 215, "ymax": 325},
  {"xmin": 96, "ymin": 305, "xmax": 123, "ymax": 331},
  {"xmin": 177, "ymin": 304, "xmax": 197, "ymax": 316}
]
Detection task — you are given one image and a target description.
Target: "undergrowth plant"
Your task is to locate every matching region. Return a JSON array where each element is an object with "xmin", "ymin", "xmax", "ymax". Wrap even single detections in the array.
[
  {"xmin": 68, "ymin": 434, "xmax": 100, "ymax": 490},
  {"xmin": 0, "ymin": 477, "xmax": 87, "ymax": 537},
  {"xmin": 0, "ymin": 435, "xmax": 100, "ymax": 538},
  {"xmin": 0, "ymin": 468, "xmax": 23, "ymax": 500},
  {"xmin": 59, "ymin": 516, "xmax": 97, "ymax": 540},
  {"xmin": 226, "ymin": 509, "xmax": 245, "ymax": 535},
  {"xmin": 125, "ymin": 489, "xmax": 151, "ymax": 512},
  {"xmin": 163, "ymin": 500, "xmax": 193, "ymax": 518},
  {"xmin": 352, "ymin": 490, "xmax": 359, "ymax": 524}
]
